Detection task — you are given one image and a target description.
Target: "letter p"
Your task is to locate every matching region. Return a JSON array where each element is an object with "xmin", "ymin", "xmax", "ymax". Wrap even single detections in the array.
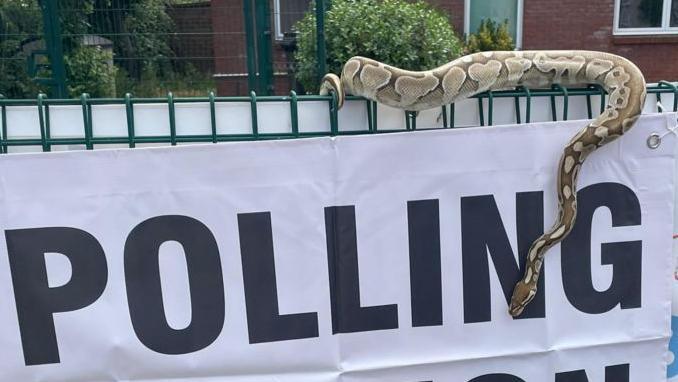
[{"xmin": 6, "ymin": 227, "xmax": 107, "ymax": 365}]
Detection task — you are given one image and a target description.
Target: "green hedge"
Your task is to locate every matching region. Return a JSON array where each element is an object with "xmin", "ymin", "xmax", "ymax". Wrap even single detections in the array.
[{"xmin": 294, "ymin": 0, "xmax": 463, "ymax": 93}]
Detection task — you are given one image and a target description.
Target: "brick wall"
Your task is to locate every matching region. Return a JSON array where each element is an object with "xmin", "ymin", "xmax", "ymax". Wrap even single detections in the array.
[
  {"xmin": 211, "ymin": 0, "xmax": 293, "ymax": 96},
  {"xmin": 429, "ymin": 0, "xmax": 465, "ymax": 36},
  {"xmin": 521, "ymin": 0, "xmax": 678, "ymax": 82},
  {"xmin": 167, "ymin": 2, "xmax": 214, "ymax": 73},
  {"xmin": 211, "ymin": 0, "xmax": 247, "ymax": 95}
]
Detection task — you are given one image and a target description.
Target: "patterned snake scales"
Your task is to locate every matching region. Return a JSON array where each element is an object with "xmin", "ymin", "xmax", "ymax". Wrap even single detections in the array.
[{"xmin": 320, "ymin": 51, "xmax": 646, "ymax": 317}]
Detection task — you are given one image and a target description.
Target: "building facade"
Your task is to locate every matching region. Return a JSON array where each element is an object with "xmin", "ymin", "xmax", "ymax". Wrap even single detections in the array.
[{"xmin": 199, "ymin": 0, "xmax": 678, "ymax": 95}]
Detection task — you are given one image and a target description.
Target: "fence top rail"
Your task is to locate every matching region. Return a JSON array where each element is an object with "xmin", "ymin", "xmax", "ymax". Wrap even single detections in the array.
[
  {"xmin": 0, "ymin": 82, "xmax": 675, "ymax": 106},
  {"xmin": 0, "ymin": 81, "xmax": 675, "ymax": 154}
]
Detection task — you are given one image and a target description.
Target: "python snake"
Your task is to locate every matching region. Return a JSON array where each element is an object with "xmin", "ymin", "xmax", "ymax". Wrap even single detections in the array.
[{"xmin": 320, "ymin": 51, "xmax": 646, "ymax": 317}]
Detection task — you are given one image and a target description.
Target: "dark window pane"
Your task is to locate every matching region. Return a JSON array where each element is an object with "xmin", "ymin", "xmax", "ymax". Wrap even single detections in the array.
[
  {"xmin": 619, "ymin": 0, "xmax": 663, "ymax": 28},
  {"xmin": 671, "ymin": 0, "xmax": 678, "ymax": 26},
  {"xmin": 278, "ymin": 0, "xmax": 311, "ymax": 37},
  {"xmin": 469, "ymin": 0, "xmax": 518, "ymax": 41}
]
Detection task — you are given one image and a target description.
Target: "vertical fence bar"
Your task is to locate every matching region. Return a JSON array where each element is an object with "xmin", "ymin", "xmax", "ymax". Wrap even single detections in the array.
[
  {"xmin": 37, "ymin": 94, "xmax": 50, "ymax": 152},
  {"xmin": 87, "ymin": 99, "xmax": 94, "ymax": 146},
  {"xmin": 209, "ymin": 92, "xmax": 218, "ymax": 143},
  {"xmin": 522, "ymin": 87, "xmax": 531, "ymax": 123},
  {"xmin": 561, "ymin": 86, "xmax": 569, "ymax": 120},
  {"xmin": 549, "ymin": 89, "xmax": 558, "ymax": 122},
  {"xmin": 0, "ymin": 95, "xmax": 6, "ymax": 154},
  {"xmin": 81, "ymin": 93, "xmax": 93, "ymax": 150},
  {"xmin": 168, "ymin": 92, "xmax": 177, "ymax": 146},
  {"xmin": 45, "ymin": 102, "xmax": 52, "ymax": 148},
  {"xmin": 315, "ymin": 0, "xmax": 327, "ymax": 84},
  {"xmin": 441, "ymin": 106, "xmax": 448, "ymax": 128},
  {"xmin": 372, "ymin": 101, "xmax": 378, "ymax": 131},
  {"xmin": 250, "ymin": 91, "xmax": 259, "ymax": 138},
  {"xmin": 514, "ymin": 93, "xmax": 522, "ymax": 124},
  {"xmin": 290, "ymin": 91, "xmax": 299, "ymax": 137},
  {"xmin": 124, "ymin": 93, "xmax": 136, "ymax": 148},
  {"xmin": 552, "ymin": 84, "xmax": 569, "ymax": 120},
  {"xmin": 487, "ymin": 92, "xmax": 494, "ymax": 126},
  {"xmin": 477, "ymin": 98, "xmax": 485, "ymax": 126},
  {"xmin": 329, "ymin": 91, "xmax": 339, "ymax": 135},
  {"xmin": 450, "ymin": 103, "xmax": 455, "ymax": 128},
  {"xmin": 366, "ymin": 100, "xmax": 374, "ymax": 132}
]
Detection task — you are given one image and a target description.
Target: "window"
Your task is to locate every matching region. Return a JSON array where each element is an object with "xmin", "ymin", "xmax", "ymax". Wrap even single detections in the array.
[
  {"xmin": 464, "ymin": 0, "xmax": 524, "ymax": 49},
  {"xmin": 614, "ymin": 0, "xmax": 678, "ymax": 34},
  {"xmin": 274, "ymin": 0, "xmax": 311, "ymax": 40}
]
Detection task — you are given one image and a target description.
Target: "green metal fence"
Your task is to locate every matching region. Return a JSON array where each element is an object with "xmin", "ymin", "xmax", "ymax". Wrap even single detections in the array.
[
  {"xmin": 0, "ymin": 0, "xmax": 326, "ymax": 99},
  {"xmin": 0, "ymin": 0, "xmax": 234, "ymax": 98},
  {"xmin": 0, "ymin": 81, "xmax": 675, "ymax": 153}
]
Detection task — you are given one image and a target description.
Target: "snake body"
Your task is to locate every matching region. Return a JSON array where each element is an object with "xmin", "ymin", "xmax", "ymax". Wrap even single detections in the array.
[{"xmin": 320, "ymin": 51, "xmax": 646, "ymax": 317}]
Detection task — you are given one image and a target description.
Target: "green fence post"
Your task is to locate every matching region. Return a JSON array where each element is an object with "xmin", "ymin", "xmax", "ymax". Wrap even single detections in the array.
[
  {"xmin": 553, "ymin": 84, "xmax": 569, "ymax": 120},
  {"xmin": 521, "ymin": 86, "xmax": 532, "ymax": 123},
  {"xmin": 487, "ymin": 91, "xmax": 494, "ymax": 126},
  {"xmin": 81, "ymin": 93, "xmax": 93, "ymax": 150},
  {"xmin": 209, "ymin": 92, "xmax": 218, "ymax": 143},
  {"xmin": 167, "ymin": 92, "xmax": 177, "ymax": 146},
  {"xmin": 289, "ymin": 91, "xmax": 299, "ymax": 136},
  {"xmin": 250, "ymin": 91, "xmax": 259, "ymax": 137},
  {"xmin": 0, "ymin": 95, "xmax": 6, "ymax": 154},
  {"xmin": 37, "ymin": 93, "xmax": 50, "ymax": 152},
  {"xmin": 477, "ymin": 98, "xmax": 485, "ymax": 126},
  {"xmin": 124, "ymin": 93, "xmax": 136, "ymax": 148},
  {"xmin": 39, "ymin": 0, "xmax": 67, "ymax": 98},
  {"xmin": 316, "ymin": 0, "xmax": 327, "ymax": 84}
]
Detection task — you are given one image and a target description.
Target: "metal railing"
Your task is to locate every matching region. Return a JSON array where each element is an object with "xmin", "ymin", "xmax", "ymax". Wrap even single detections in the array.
[{"xmin": 0, "ymin": 81, "xmax": 675, "ymax": 153}]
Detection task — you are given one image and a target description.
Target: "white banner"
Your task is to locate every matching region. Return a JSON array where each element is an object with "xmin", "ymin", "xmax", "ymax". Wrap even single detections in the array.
[{"xmin": 0, "ymin": 114, "xmax": 675, "ymax": 381}]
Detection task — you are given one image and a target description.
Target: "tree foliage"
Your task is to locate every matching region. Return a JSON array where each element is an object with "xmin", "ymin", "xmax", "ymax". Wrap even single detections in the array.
[
  {"xmin": 293, "ymin": 0, "xmax": 463, "ymax": 93},
  {"xmin": 90, "ymin": 0, "xmax": 175, "ymax": 79},
  {"xmin": 464, "ymin": 19, "xmax": 515, "ymax": 54},
  {"xmin": 64, "ymin": 45, "xmax": 117, "ymax": 97},
  {"xmin": 0, "ymin": 0, "xmax": 179, "ymax": 98},
  {"xmin": 0, "ymin": 0, "xmax": 44, "ymax": 97}
]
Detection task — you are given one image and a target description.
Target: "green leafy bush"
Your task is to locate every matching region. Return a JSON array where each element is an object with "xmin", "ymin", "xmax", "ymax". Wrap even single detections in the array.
[
  {"xmin": 0, "ymin": 0, "xmax": 45, "ymax": 97},
  {"xmin": 294, "ymin": 0, "xmax": 463, "ymax": 93},
  {"xmin": 464, "ymin": 19, "xmax": 515, "ymax": 54},
  {"xmin": 64, "ymin": 46, "xmax": 117, "ymax": 97}
]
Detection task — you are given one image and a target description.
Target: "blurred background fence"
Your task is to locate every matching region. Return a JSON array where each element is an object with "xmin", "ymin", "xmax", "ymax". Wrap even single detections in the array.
[
  {"xmin": 2, "ymin": 0, "xmax": 678, "ymax": 101},
  {"xmin": 0, "ymin": 0, "xmax": 316, "ymax": 99}
]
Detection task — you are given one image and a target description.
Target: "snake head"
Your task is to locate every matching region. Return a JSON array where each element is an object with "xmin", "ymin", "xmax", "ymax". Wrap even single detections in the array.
[{"xmin": 509, "ymin": 282, "xmax": 537, "ymax": 317}]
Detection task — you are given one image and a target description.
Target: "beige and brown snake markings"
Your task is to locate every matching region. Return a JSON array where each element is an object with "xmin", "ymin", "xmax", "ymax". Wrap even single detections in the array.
[{"xmin": 320, "ymin": 51, "xmax": 646, "ymax": 317}]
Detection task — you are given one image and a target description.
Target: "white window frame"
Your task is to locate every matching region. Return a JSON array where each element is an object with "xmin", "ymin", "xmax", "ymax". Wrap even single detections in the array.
[
  {"xmin": 614, "ymin": 0, "xmax": 678, "ymax": 35},
  {"xmin": 273, "ymin": 0, "xmax": 285, "ymax": 40},
  {"xmin": 464, "ymin": 0, "xmax": 524, "ymax": 49}
]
